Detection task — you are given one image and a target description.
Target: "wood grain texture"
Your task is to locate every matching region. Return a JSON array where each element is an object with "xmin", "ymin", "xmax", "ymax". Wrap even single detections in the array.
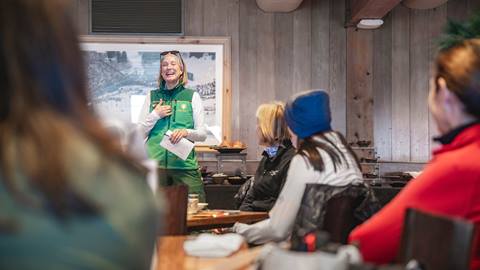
[
  {"xmin": 447, "ymin": 0, "xmax": 468, "ymax": 22},
  {"xmin": 227, "ymin": 0, "xmax": 241, "ymax": 144},
  {"xmin": 293, "ymin": 0, "xmax": 312, "ymax": 94},
  {"xmin": 255, "ymin": 7, "xmax": 275, "ymax": 157},
  {"xmin": 346, "ymin": 28, "xmax": 374, "ymax": 144},
  {"xmin": 77, "ymin": 0, "xmax": 89, "ymax": 34},
  {"xmin": 203, "ymin": 0, "xmax": 227, "ymax": 36},
  {"xmin": 373, "ymin": 13, "xmax": 392, "ymax": 161},
  {"xmin": 187, "ymin": 211, "xmax": 268, "ymax": 229},
  {"xmin": 350, "ymin": 0, "xmax": 402, "ymax": 23},
  {"xmin": 311, "ymin": 0, "xmax": 330, "ymax": 91},
  {"xmin": 239, "ymin": 0, "xmax": 258, "ymax": 158},
  {"xmin": 468, "ymin": 0, "xmax": 480, "ymax": 15},
  {"xmin": 409, "ymin": 9, "xmax": 430, "ymax": 162},
  {"xmin": 391, "ymin": 4, "xmax": 411, "ymax": 162},
  {"xmin": 185, "ymin": 0, "xmax": 204, "ymax": 35},
  {"xmin": 428, "ymin": 5, "xmax": 447, "ymax": 157},
  {"xmin": 329, "ymin": 0, "xmax": 347, "ymax": 134},
  {"xmin": 156, "ymin": 236, "xmax": 250, "ymax": 270},
  {"xmin": 274, "ymin": 12, "xmax": 294, "ymax": 103}
]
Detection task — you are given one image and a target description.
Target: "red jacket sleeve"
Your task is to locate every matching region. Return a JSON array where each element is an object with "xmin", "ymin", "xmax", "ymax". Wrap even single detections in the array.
[{"xmin": 349, "ymin": 157, "xmax": 475, "ymax": 264}]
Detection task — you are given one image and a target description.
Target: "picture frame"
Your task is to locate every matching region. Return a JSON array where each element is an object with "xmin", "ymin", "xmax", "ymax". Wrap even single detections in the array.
[{"xmin": 80, "ymin": 35, "xmax": 232, "ymax": 148}]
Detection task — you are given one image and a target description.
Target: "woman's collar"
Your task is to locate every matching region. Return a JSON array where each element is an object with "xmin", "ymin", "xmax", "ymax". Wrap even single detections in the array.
[{"xmin": 433, "ymin": 120, "xmax": 480, "ymax": 145}]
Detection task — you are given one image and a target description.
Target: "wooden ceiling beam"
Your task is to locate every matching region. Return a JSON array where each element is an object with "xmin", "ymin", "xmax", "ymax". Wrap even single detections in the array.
[{"xmin": 349, "ymin": 0, "xmax": 402, "ymax": 24}]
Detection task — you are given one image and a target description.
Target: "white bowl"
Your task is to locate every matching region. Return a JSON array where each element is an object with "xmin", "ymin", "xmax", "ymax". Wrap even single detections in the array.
[{"xmin": 197, "ymin": 203, "xmax": 208, "ymax": 211}]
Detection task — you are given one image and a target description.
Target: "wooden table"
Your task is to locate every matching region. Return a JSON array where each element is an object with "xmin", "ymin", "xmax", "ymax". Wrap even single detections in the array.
[
  {"xmin": 156, "ymin": 236, "xmax": 253, "ymax": 270},
  {"xmin": 187, "ymin": 210, "xmax": 268, "ymax": 231}
]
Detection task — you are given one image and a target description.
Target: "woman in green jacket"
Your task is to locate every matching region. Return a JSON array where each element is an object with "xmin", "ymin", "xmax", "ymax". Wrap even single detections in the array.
[{"xmin": 139, "ymin": 51, "xmax": 207, "ymax": 201}]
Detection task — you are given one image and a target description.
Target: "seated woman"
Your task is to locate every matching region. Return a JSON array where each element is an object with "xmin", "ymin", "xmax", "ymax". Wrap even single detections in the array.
[
  {"xmin": 237, "ymin": 102, "xmax": 296, "ymax": 212},
  {"xmin": 0, "ymin": 1, "xmax": 159, "ymax": 269},
  {"xmin": 233, "ymin": 90, "xmax": 363, "ymax": 244},
  {"xmin": 349, "ymin": 38, "xmax": 480, "ymax": 268}
]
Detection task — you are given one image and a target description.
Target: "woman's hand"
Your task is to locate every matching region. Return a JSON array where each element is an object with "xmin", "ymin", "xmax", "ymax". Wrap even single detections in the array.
[
  {"xmin": 154, "ymin": 99, "xmax": 172, "ymax": 118},
  {"xmin": 170, "ymin": 129, "xmax": 188, "ymax": 144}
]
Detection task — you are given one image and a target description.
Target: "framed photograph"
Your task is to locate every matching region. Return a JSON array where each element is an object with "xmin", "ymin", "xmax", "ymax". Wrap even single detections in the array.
[{"xmin": 80, "ymin": 35, "xmax": 231, "ymax": 146}]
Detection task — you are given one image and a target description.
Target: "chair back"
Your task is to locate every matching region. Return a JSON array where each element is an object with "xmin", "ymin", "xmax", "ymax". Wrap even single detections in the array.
[
  {"xmin": 398, "ymin": 208, "xmax": 476, "ymax": 270},
  {"xmin": 323, "ymin": 195, "xmax": 357, "ymax": 244},
  {"xmin": 292, "ymin": 184, "xmax": 368, "ymax": 247},
  {"xmin": 160, "ymin": 185, "xmax": 188, "ymax": 235}
]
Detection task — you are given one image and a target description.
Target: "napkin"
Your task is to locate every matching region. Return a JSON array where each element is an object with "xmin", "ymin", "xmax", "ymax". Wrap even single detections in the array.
[{"xmin": 183, "ymin": 233, "xmax": 245, "ymax": 258}]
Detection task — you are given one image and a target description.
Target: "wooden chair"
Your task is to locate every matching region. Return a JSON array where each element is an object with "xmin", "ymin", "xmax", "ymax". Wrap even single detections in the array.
[
  {"xmin": 159, "ymin": 185, "xmax": 188, "ymax": 235},
  {"xmin": 398, "ymin": 208, "xmax": 477, "ymax": 270}
]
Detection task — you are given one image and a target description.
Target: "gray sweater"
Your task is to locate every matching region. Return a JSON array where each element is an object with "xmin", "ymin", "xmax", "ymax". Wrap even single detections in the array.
[{"xmin": 233, "ymin": 131, "xmax": 363, "ymax": 244}]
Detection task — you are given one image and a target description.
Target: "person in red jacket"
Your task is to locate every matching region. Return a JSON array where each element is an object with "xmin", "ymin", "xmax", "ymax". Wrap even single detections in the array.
[{"xmin": 349, "ymin": 38, "xmax": 480, "ymax": 269}]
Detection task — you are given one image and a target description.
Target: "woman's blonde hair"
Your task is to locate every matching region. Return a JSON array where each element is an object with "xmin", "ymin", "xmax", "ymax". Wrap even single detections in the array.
[
  {"xmin": 256, "ymin": 102, "xmax": 291, "ymax": 146},
  {"xmin": 157, "ymin": 52, "xmax": 188, "ymax": 87}
]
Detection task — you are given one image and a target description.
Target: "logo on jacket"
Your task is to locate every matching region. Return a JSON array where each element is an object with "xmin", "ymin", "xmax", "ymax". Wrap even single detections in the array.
[{"xmin": 269, "ymin": 170, "xmax": 279, "ymax": 176}]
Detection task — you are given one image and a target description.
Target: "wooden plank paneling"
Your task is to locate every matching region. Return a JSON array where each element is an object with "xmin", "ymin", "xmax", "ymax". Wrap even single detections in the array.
[
  {"xmin": 255, "ymin": 8, "xmax": 275, "ymax": 157},
  {"xmin": 311, "ymin": 0, "xmax": 330, "ymax": 90},
  {"xmin": 347, "ymin": 28, "xmax": 374, "ymax": 144},
  {"xmin": 373, "ymin": 13, "xmax": 392, "ymax": 161},
  {"xmin": 447, "ymin": 0, "xmax": 469, "ymax": 21},
  {"xmin": 274, "ymin": 13, "xmax": 294, "ymax": 102},
  {"xmin": 203, "ymin": 0, "xmax": 228, "ymax": 36},
  {"xmin": 329, "ymin": 0, "xmax": 347, "ymax": 134},
  {"xmin": 349, "ymin": 0, "xmax": 402, "ymax": 24},
  {"xmin": 239, "ymin": 0, "xmax": 258, "ymax": 158},
  {"xmin": 76, "ymin": 0, "xmax": 473, "ymax": 162},
  {"xmin": 391, "ymin": 4, "xmax": 411, "ymax": 161},
  {"xmin": 293, "ymin": 0, "xmax": 312, "ymax": 94},
  {"xmin": 468, "ymin": 0, "xmax": 480, "ymax": 15},
  {"xmin": 428, "ymin": 4, "xmax": 447, "ymax": 157},
  {"xmin": 185, "ymin": 0, "xmax": 204, "ymax": 35},
  {"xmin": 409, "ymin": 9, "xmax": 430, "ymax": 162},
  {"xmin": 77, "ymin": 0, "xmax": 89, "ymax": 34},
  {"xmin": 226, "ymin": 0, "xmax": 240, "ymax": 143}
]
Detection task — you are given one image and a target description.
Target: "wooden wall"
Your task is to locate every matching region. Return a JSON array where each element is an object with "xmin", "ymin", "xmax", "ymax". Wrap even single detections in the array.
[
  {"xmin": 73, "ymin": 0, "xmax": 480, "ymax": 162},
  {"xmin": 372, "ymin": 0, "xmax": 480, "ymax": 162},
  {"xmin": 184, "ymin": 0, "xmax": 349, "ymax": 159}
]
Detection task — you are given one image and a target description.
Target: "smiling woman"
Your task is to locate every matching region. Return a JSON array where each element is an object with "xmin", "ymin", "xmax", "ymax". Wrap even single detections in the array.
[{"xmin": 138, "ymin": 50, "xmax": 208, "ymax": 202}]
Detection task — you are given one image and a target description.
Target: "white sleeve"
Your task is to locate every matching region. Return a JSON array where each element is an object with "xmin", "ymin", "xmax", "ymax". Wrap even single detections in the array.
[
  {"xmin": 137, "ymin": 91, "xmax": 161, "ymax": 138},
  {"xmin": 186, "ymin": 92, "xmax": 207, "ymax": 142},
  {"xmin": 233, "ymin": 155, "xmax": 317, "ymax": 244}
]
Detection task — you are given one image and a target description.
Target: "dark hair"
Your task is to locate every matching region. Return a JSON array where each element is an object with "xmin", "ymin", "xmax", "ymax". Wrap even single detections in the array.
[
  {"xmin": 297, "ymin": 131, "xmax": 360, "ymax": 173},
  {"xmin": 0, "ymin": 0, "xmax": 142, "ymax": 218},
  {"xmin": 434, "ymin": 39, "xmax": 480, "ymax": 119}
]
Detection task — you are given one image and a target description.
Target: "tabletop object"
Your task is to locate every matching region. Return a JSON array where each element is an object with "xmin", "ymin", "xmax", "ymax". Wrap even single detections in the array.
[
  {"xmin": 187, "ymin": 210, "xmax": 268, "ymax": 231},
  {"xmin": 156, "ymin": 236, "xmax": 251, "ymax": 270}
]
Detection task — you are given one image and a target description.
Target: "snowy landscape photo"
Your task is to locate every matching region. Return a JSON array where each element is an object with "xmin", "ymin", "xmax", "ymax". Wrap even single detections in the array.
[{"xmin": 81, "ymin": 41, "xmax": 225, "ymax": 145}]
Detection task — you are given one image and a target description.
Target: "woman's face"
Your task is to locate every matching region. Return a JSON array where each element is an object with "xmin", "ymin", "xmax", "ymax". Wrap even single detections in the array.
[
  {"xmin": 161, "ymin": 54, "xmax": 183, "ymax": 86},
  {"xmin": 287, "ymin": 127, "xmax": 298, "ymax": 149}
]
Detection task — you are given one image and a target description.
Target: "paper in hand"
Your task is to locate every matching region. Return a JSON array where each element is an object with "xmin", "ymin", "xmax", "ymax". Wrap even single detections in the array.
[{"xmin": 159, "ymin": 130, "xmax": 194, "ymax": 161}]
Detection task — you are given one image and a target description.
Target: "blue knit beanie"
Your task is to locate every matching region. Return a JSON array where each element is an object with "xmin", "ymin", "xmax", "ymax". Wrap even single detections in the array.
[{"xmin": 284, "ymin": 90, "xmax": 332, "ymax": 139}]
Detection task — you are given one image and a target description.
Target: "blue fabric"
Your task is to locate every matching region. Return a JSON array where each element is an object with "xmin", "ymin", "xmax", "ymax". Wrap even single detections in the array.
[
  {"xmin": 284, "ymin": 90, "xmax": 332, "ymax": 139},
  {"xmin": 265, "ymin": 145, "xmax": 279, "ymax": 158}
]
